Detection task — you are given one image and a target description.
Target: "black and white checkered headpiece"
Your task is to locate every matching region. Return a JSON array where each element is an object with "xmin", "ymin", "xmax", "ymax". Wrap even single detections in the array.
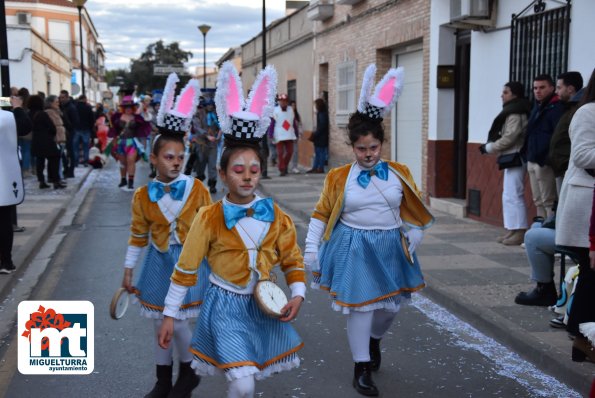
[
  {"xmin": 229, "ymin": 117, "xmax": 259, "ymax": 141},
  {"xmin": 163, "ymin": 113, "xmax": 186, "ymax": 133},
  {"xmin": 215, "ymin": 62, "xmax": 277, "ymax": 144},
  {"xmin": 357, "ymin": 64, "xmax": 404, "ymax": 120}
]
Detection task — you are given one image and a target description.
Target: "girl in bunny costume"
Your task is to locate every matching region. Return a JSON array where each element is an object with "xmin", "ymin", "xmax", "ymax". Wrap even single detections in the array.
[
  {"xmin": 159, "ymin": 62, "xmax": 306, "ymax": 398},
  {"xmin": 304, "ymin": 64, "xmax": 434, "ymax": 396},
  {"xmin": 121, "ymin": 74, "xmax": 212, "ymax": 398}
]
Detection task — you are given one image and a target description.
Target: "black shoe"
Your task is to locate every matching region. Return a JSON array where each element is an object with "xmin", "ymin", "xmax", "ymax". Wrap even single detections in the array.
[
  {"xmin": 0, "ymin": 262, "xmax": 16, "ymax": 274},
  {"xmin": 65, "ymin": 172, "xmax": 75, "ymax": 178},
  {"xmin": 54, "ymin": 182, "xmax": 67, "ymax": 189},
  {"xmin": 369, "ymin": 338, "xmax": 381, "ymax": 372},
  {"xmin": 144, "ymin": 364, "xmax": 172, "ymax": 398},
  {"xmin": 353, "ymin": 362, "xmax": 378, "ymax": 396},
  {"xmin": 514, "ymin": 282, "xmax": 557, "ymax": 306},
  {"xmin": 550, "ymin": 315, "xmax": 566, "ymax": 329},
  {"xmin": 169, "ymin": 361, "xmax": 200, "ymax": 398},
  {"xmin": 127, "ymin": 180, "xmax": 134, "ymax": 190},
  {"xmin": 118, "ymin": 178, "xmax": 127, "ymax": 188},
  {"xmin": 39, "ymin": 182, "xmax": 50, "ymax": 189},
  {"xmin": 13, "ymin": 225, "xmax": 26, "ymax": 233},
  {"xmin": 261, "ymin": 175, "xmax": 271, "ymax": 179}
]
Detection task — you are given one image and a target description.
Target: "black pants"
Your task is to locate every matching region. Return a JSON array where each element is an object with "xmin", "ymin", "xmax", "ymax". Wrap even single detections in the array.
[
  {"xmin": 37, "ymin": 155, "xmax": 59, "ymax": 183},
  {"xmin": 560, "ymin": 246, "xmax": 595, "ymax": 335},
  {"xmin": 0, "ymin": 206, "xmax": 14, "ymax": 265}
]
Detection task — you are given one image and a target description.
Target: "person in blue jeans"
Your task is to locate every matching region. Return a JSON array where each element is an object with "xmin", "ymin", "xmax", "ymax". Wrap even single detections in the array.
[
  {"xmin": 72, "ymin": 95, "xmax": 95, "ymax": 167},
  {"xmin": 308, "ymin": 98, "xmax": 329, "ymax": 173},
  {"xmin": 515, "ymin": 215, "xmax": 558, "ymax": 306}
]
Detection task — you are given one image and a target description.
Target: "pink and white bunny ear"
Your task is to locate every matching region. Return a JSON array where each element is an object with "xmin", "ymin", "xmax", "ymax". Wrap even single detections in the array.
[
  {"xmin": 245, "ymin": 64, "xmax": 277, "ymax": 138},
  {"xmin": 357, "ymin": 64, "xmax": 377, "ymax": 114},
  {"xmin": 372, "ymin": 66, "xmax": 404, "ymax": 117},
  {"xmin": 167, "ymin": 78, "xmax": 201, "ymax": 132},
  {"xmin": 215, "ymin": 61, "xmax": 245, "ymax": 136},
  {"xmin": 156, "ymin": 72, "xmax": 179, "ymax": 127}
]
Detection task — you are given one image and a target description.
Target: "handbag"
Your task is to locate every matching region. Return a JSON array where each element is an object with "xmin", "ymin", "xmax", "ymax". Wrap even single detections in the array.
[{"xmin": 496, "ymin": 152, "xmax": 522, "ymax": 170}]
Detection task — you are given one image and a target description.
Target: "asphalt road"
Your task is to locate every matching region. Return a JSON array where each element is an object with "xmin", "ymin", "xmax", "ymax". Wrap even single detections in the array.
[{"xmin": 0, "ymin": 161, "xmax": 580, "ymax": 398}]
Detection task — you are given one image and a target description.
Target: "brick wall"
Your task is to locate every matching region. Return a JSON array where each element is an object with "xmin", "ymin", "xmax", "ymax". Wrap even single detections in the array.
[{"xmin": 313, "ymin": 0, "xmax": 431, "ymax": 192}]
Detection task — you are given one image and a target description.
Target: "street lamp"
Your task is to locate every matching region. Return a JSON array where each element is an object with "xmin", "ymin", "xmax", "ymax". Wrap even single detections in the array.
[
  {"xmin": 74, "ymin": 0, "xmax": 87, "ymax": 96},
  {"xmin": 198, "ymin": 24, "xmax": 211, "ymax": 89}
]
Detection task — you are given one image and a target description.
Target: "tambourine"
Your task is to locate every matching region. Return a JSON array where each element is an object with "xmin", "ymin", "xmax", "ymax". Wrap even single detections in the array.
[{"xmin": 110, "ymin": 287, "xmax": 138, "ymax": 320}]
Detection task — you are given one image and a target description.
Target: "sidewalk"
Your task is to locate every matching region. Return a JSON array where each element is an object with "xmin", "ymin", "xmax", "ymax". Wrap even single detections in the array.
[
  {"xmin": 258, "ymin": 169, "xmax": 594, "ymax": 395},
  {"xmin": 0, "ymin": 166, "xmax": 93, "ymax": 300}
]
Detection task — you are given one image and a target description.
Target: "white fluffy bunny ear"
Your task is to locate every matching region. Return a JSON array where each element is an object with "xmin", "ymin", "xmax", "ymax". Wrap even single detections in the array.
[
  {"xmin": 357, "ymin": 64, "xmax": 377, "ymax": 114},
  {"xmin": 372, "ymin": 66, "xmax": 404, "ymax": 117},
  {"xmin": 245, "ymin": 64, "xmax": 277, "ymax": 138},
  {"xmin": 157, "ymin": 72, "xmax": 180, "ymax": 127},
  {"xmin": 215, "ymin": 61, "xmax": 245, "ymax": 136},
  {"xmin": 357, "ymin": 64, "xmax": 404, "ymax": 119}
]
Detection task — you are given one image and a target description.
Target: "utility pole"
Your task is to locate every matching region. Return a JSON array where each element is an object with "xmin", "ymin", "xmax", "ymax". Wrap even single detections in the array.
[{"xmin": 262, "ymin": 0, "xmax": 266, "ymax": 69}]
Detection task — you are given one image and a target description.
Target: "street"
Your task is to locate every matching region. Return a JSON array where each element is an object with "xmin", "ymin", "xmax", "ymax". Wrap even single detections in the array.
[{"xmin": 0, "ymin": 161, "xmax": 582, "ymax": 398}]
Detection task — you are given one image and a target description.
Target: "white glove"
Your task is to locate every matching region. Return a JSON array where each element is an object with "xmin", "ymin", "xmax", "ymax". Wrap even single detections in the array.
[
  {"xmin": 304, "ymin": 252, "xmax": 319, "ymax": 272},
  {"xmin": 405, "ymin": 229, "xmax": 424, "ymax": 254}
]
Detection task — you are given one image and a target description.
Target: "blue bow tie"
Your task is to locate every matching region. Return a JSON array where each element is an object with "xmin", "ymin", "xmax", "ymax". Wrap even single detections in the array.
[
  {"xmin": 148, "ymin": 180, "xmax": 186, "ymax": 202},
  {"xmin": 223, "ymin": 198, "xmax": 275, "ymax": 229},
  {"xmin": 357, "ymin": 162, "xmax": 389, "ymax": 189}
]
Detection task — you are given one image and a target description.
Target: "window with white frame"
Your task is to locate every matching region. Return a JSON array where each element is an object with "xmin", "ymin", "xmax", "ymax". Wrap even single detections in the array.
[{"xmin": 336, "ymin": 60, "xmax": 356, "ymax": 125}]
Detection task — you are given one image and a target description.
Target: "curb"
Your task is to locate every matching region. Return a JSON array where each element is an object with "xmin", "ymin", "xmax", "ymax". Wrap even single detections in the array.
[{"xmin": 422, "ymin": 275, "xmax": 592, "ymax": 395}]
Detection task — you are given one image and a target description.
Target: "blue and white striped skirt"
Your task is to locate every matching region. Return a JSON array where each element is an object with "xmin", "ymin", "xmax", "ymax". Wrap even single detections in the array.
[
  {"xmin": 189, "ymin": 284, "xmax": 303, "ymax": 381},
  {"xmin": 313, "ymin": 222, "xmax": 425, "ymax": 314},
  {"xmin": 135, "ymin": 244, "xmax": 210, "ymax": 319}
]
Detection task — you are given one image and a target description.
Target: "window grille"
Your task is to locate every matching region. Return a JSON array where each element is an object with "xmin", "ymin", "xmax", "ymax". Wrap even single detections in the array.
[{"xmin": 509, "ymin": 2, "xmax": 571, "ymax": 99}]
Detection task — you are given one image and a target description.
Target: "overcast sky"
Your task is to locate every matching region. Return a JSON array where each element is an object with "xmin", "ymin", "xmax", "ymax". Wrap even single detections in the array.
[{"xmin": 86, "ymin": 0, "xmax": 287, "ymax": 71}]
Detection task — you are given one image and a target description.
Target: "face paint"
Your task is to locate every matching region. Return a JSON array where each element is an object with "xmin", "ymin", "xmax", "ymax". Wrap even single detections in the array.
[
  {"xmin": 220, "ymin": 150, "xmax": 262, "ymax": 204},
  {"xmin": 353, "ymin": 134, "xmax": 382, "ymax": 169},
  {"xmin": 151, "ymin": 142, "xmax": 185, "ymax": 183}
]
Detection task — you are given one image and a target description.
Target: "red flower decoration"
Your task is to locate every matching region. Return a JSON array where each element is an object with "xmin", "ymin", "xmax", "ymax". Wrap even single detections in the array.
[{"xmin": 21, "ymin": 305, "xmax": 72, "ymax": 350}]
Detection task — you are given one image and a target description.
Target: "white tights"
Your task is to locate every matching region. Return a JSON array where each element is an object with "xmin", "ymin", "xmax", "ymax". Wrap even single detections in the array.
[
  {"xmin": 227, "ymin": 375, "xmax": 255, "ymax": 398},
  {"xmin": 347, "ymin": 309, "xmax": 397, "ymax": 362},
  {"xmin": 153, "ymin": 318, "xmax": 193, "ymax": 365}
]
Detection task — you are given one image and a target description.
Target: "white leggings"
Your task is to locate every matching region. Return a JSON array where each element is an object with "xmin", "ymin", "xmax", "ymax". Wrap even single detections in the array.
[
  {"xmin": 347, "ymin": 309, "xmax": 397, "ymax": 362},
  {"xmin": 227, "ymin": 375, "xmax": 255, "ymax": 398},
  {"xmin": 153, "ymin": 318, "xmax": 193, "ymax": 365}
]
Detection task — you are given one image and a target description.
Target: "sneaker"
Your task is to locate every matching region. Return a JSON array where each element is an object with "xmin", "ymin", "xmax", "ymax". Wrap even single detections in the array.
[
  {"xmin": 0, "ymin": 262, "xmax": 16, "ymax": 274},
  {"xmin": 549, "ymin": 316, "xmax": 566, "ymax": 329},
  {"xmin": 291, "ymin": 167, "xmax": 300, "ymax": 174},
  {"xmin": 13, "ymin": 225, "xmax": 26, "ymax": 233}
]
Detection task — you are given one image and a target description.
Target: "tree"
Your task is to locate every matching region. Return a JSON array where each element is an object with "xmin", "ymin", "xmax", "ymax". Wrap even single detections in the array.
[{"xmin": 129, "ymin": 40, "xmax": 193, "ymax": 93}]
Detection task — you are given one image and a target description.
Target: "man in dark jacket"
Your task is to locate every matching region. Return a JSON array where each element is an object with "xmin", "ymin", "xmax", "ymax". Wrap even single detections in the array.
[
  {"xmin": 521, "ymin": 74, "xmax": 565, "ymax": 219},
  {"xmin": 549, "ymin": 71, "xmax": 584, "ymax": 195},
  {"xmin": 59, "ymin": 90, "xmax": 78, "ymax": 177},
  {"xmin": 73, "ymin": 95, "xmax": 95, "ymax": 167}
]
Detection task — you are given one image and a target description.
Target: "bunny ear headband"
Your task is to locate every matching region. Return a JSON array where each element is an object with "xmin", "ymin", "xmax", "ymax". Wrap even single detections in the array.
[
  {"xmin": 156, "ymin": 72, "xmax": 201, "ymax": 134},
  {"xmin": 357, "ymin": 64, "xmax": 404, "ymax": 120},
  {"xmin": 215, "ymin": 61, "xmax": 277, "ymax": 142}
]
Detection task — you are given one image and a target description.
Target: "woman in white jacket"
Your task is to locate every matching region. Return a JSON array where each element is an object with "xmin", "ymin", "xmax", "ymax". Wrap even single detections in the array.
[
  {"xmin": 554, "ymin": 68, "xmax": 595, "ymax": 361},
  {"xmin": 479, "ymin": 82, "xmax": 531, "ymax": 246}
]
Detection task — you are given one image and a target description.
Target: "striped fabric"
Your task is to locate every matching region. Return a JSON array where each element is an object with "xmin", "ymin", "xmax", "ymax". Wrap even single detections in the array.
[
  {"xmin": 189, "ymin": 284, "xmax": 303, "ymax": 380},
  {"xmin": 135, "ymin": 244, "xmax": 210, "ymax": 319},
  {"xmin": 315, "ymin": 222, "xmax": 425, "ymax": 311}
]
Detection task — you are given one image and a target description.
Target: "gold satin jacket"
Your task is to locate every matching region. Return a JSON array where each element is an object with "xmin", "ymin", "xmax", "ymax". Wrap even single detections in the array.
[
  {"xmin": 128, "ymin": 180, "xmax": 212, "ymax": 252},
  {"xmin": 172, "ymin": 201, "xmax": 306, "ymax": 288},
  {"xmin": 312, "ymin": 161, "xmax": 434, "ymax": 241}
]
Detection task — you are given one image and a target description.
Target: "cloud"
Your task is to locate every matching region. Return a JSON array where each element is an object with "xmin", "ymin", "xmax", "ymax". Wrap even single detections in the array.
[{"xmin": 86, "ymin": 0, "xmax": 286, "ymax": 70}]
